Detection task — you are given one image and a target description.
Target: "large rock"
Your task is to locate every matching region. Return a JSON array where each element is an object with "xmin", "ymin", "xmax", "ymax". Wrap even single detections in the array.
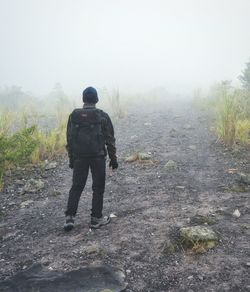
[
  {"xmin": 180, "ymin": 226, "xmax": 218, "ymax": 250},
  {"xmin": 0, "ymin": 263, "xmax": 127, "ymax": 292},
  {"xmin": 24, "ymin": 179, "xmax": 45, "ymax": 193}
]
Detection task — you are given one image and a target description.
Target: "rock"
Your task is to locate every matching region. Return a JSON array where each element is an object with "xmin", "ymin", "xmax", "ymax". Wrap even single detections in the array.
[
  {"xmin": 52, "ymin": 190, "xmax": 62, "ymax": 196},
  {"xmin": 85, "ymin": 244, "xmax": 100, "ymax": 254},
  {"xmin": 125, "ymin": 153, "xmax": 138, "ymax": 162},
  {"xmin": 198, "ymin": 275, "xmax": 204, "ymax": 281},
  {"xmin": 21, "ymin": 200, "xmax": 34, "ymax": 208},
  {"xmin": 0, "ymin": 263, "xmax": 127, "ymax": 292},
  {"xmin": 183, "ymin": 124, "xmax": 193, "ymax": 130},
  {"xmin": 238, "ymin": 173, "xmax": 250, "ymax": 185},
  {"xmin": 188, "ymin": 145, "xmax": 197, "ymax": 150},
  {"xmin": 175, "ymin": 186, "xmax": 185, "ymax": 190},
  {"xmin": 110, "ymin": 213, "xmax": 117, "ymax": 218},
  {"xmin": 24, "ymin": 179, "xmax": 45, "ymax": 193},
  {"xmin": 45, "ymin": 162, "xmax": 57, "ymax": 170},
  {"xmin": 125, "ymin": 152, "xmax": 152, "ymax": 162},
  {"xmin": 170, "ymin": 129, "xmax": 177, "ymax": 138},
  {"xmin": 164, "ymin": 160, "xmax": 177, "ymax": 171},
  {"xmin": 180, "ymin": 226, "xmax": 218, "ymax": 250},
  {"xmin": 246, "ymin": 262, "xmax": 250, "ymax": 267},
  {"xmin": 138, "ymin": 152, "xmax": 151, "ymax": 161},
  {"xmin": 233, "ymin": 209, "xmax": 241, "ymax": 218},
  {"xmin": 15, "ymin": 180, "xmax": 25, "ymax": 186}
]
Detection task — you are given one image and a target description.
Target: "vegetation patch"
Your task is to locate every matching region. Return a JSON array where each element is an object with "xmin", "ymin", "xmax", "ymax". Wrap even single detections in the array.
[
  {"xmin": 180, "ymin": 226, "xmax": 218, "ymax": 254},
  {"xmin": 0, "ymin": 108, "xmax": 67, "ymax": 189},
  {"xmin": 193, "ymin": 59, "xmax": 250, "ymax": 148}
]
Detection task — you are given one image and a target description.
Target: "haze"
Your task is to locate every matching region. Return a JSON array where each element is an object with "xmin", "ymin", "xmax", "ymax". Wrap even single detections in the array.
[{"xmin": 0, "ymin": 0, "xmax": 250, "ymax": 95}]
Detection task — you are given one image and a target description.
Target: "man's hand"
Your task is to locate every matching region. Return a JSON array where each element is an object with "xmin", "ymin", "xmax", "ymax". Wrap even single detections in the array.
[{"xmin": 109, "ymin": 159, "xmax": 118, "ymax": 170}]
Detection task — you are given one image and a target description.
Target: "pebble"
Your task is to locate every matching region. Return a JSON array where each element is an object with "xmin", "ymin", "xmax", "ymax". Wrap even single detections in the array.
[
  {"xmin": 176, "ymin": 185, "xmax": 185, "ymax": 190},
  {"xmin": 233, "ymin": 209, "xmax": 241, "ymax": 218}
]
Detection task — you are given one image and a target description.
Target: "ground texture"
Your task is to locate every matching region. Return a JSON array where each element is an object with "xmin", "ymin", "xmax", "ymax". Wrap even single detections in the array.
[{"xmin": 0, "ymin": 100, "xmax": 249, "ymax": 291}]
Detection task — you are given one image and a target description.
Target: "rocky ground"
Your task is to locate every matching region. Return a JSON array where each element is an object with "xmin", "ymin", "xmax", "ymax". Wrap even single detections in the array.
[{"xmin": 0, "ymin": 99, "xmax": 249, "ymax": 292}]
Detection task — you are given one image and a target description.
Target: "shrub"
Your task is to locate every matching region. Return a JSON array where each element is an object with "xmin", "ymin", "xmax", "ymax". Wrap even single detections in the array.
[
  {"xmin": 0, "ymin": 126, "xmax": 38, "ymax": 187},
  {"xmin": 31, "ymin": 122, "xmax": 66, "ymax": 163},
  {"xmin": 0, "ymin": 108, "xmax": 67, "ymax": 189},
  {"xmin": 194, "ymin": 81, "xmax": 250, "ymax": 147}
]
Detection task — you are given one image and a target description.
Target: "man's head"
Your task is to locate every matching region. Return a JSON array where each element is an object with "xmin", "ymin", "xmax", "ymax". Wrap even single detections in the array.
[{"xmin": 82, "ymin": 87, "xmax": 99, "ymax": 104}]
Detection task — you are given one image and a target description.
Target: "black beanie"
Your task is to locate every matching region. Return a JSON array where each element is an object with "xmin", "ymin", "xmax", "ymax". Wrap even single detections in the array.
[{"xmin": 82, "ymin": 87, "xmax": 99, "ymax": 104}]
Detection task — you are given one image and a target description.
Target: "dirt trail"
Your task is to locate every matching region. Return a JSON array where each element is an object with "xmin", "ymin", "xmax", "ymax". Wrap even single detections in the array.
[{"xmin": 0, "ymin": 99, "xmax": 249, "ymax": 292}]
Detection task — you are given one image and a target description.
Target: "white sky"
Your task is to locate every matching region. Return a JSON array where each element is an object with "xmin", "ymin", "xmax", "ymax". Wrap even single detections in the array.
[{"xmin": 0, "ymin": 0, "xmax": 250, "ymax": 95}]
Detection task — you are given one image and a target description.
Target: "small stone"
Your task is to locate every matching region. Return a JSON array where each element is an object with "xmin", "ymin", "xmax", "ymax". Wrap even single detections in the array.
[
  {"xmin": 126, "ymin": 269, "xmax": 131, "ymax": 274},
  {"xmin": 85, "ymin": 244, "xmax": 100, "ymax": 254},
  {"xmin": 15, "ymin": 180, "xmax": 25, "ymax": 186},
  {"xmin": 164, "ymin": 160, "xmax": 177, "ymax": 171},
  {"xmin": 110, "ymin": 213, "xmax": 117, "ymax": 218},
  {"xmin": 176, "ymin": 185, "xmax": 185, "ymax": 190},
  {"xmin": 52, "ymin": 191, "xmax": 62, "ymax": 196},
  {"xmin": 246, "ymin": 262, "xmax": 250, "ymax": 267},
  {"xmin": 198, "ymin": 275, "xmax": 204, "ymax": 281},
  {"xmin": 233, "ymin": 209, "xmax": 241, "ymax": 218},
  {"xmin": 21, "ymin": 200, "xmax": 34, "ymax": 208},
  {"xmin": 138, "ymin": 152, "xmax": 151, "ymax": 161},
  {"xmin": 188, "ymin": 275, "xmax": 194, "ymax": 280},
  {"xmin": 125, "ymin": 154, "xmax": 139, "ymax": 162},
  {"xmin": 188, "ymin": 145, "xmax": 197, "ymax": 150},
  {"xmin": 183, "ymin": 124, "xmax": 193, "ymax": 130},
  {"xmin": 24, "ymin": 179, "xmax": 45, "ymax": 193},
  {"xmin": 45, "ymin": 162, "xmax": 57, "ymax": 170}
]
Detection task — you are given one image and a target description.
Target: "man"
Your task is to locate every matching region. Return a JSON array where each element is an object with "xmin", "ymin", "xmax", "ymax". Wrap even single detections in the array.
[{"xmin": 64, "ymin": 86, "xmax": 118, "ymax": 231}]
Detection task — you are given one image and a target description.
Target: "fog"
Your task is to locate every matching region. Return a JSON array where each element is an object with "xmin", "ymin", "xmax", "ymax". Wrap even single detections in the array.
[{"xmin": 0, "ymin": 0, "xmax": 250, "ymax": 96}]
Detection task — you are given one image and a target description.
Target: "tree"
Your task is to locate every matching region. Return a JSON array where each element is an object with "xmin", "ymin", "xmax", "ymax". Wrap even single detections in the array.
[{"xmin": 239, "ymin": 58, "xmax": 250, "ymax": 90}]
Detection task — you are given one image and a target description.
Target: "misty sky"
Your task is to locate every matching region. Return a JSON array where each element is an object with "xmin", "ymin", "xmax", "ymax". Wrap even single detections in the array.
[{"xmin": 0, "ymin": 0, "xmax": 250, "ymax": 95}]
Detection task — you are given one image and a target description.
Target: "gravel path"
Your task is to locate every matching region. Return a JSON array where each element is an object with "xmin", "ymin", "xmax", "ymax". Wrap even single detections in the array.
[{"xmin": 0, "ymin": 99, "xmax": 249, "ymax": 292}]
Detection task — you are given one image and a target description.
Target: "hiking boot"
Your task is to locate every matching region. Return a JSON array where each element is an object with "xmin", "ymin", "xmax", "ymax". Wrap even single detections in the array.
[
  {"xmin": 90, "ymin": 215, "xmax": 110, "ymax": 229},
  {"xmin": 64, "ymin": 215, "xmax": 75, "ymax": 231}
]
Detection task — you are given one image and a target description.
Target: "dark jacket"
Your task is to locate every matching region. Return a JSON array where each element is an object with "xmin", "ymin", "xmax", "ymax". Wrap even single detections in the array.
[{"xmin": 66, "ymin": 104, "xmax": 117, "ymax": 160}]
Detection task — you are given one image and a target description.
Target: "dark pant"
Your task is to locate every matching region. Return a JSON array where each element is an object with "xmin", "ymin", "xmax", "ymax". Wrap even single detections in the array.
[{"xmin": 65, "ymin": 157, "xmax": 106, "ymax": 218}]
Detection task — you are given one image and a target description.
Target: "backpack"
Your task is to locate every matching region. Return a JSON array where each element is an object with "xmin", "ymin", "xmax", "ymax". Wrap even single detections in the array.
[{"xmin": 69, "ymin": 108, "xmax": 105, "ymax": 157}]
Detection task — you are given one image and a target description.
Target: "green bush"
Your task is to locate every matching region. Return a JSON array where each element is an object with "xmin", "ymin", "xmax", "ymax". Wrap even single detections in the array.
[
  {"xmin": 0, "ymin": 126, "xmax": 38, "ymax": 187},
  {"xmin": 194, "ymin": 81, "xmax": 250, "ymax": 147}
]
